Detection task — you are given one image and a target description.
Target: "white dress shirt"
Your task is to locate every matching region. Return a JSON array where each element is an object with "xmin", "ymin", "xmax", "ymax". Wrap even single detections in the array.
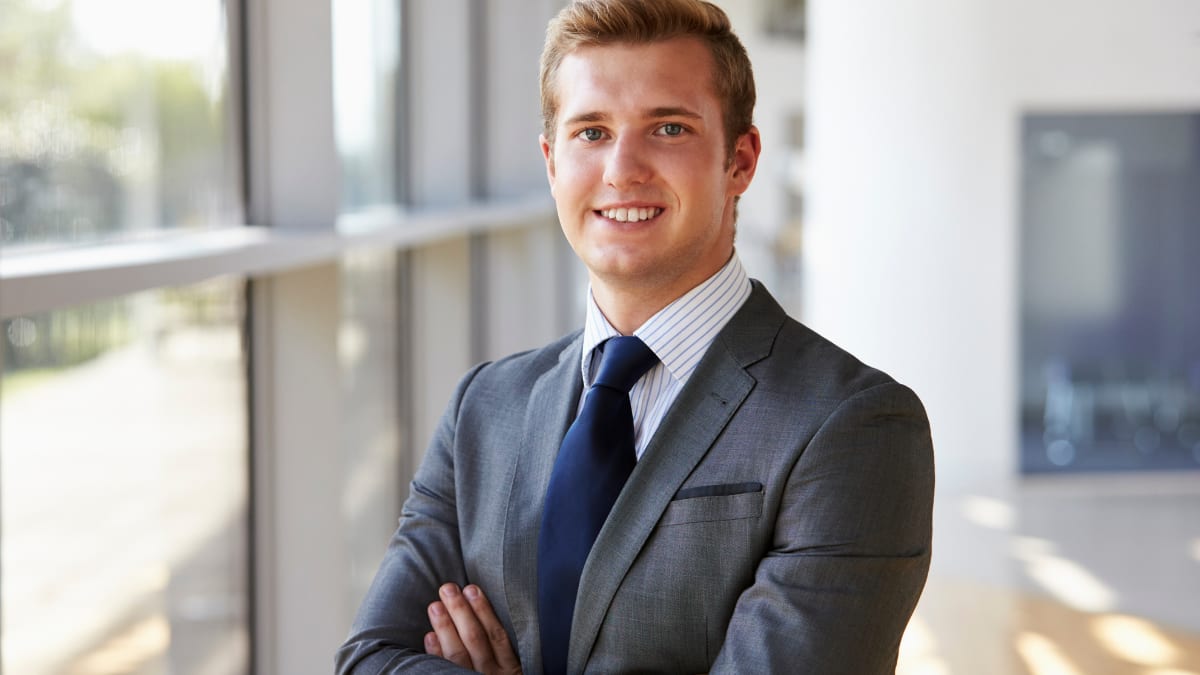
[{"xmin": 579, "ymin": 253, "xmax": 752, "ymax": 459}]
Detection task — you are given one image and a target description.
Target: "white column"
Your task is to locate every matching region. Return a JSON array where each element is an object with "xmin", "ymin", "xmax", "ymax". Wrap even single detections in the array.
[
  {"xmin": 406, "ymin": 0, "xmax": 473, "ymax": 207},
  {"xmin": 804, "ymin": 0, "xmax": 1017, "ymax": 494},
  {"xmin": 409, "ymin": 238, "xmax": 473, "ymax": 457},
  {"xmin": 245, "ymin": 0, "xmax": 347, "ymax": 672},
  {"xmin": 251, "ymin": 265, "xmax": 348, "ymax": 675},
  {"xmin": 804, "ymin": 8, "xmax": 1019, "ymax": 672}
]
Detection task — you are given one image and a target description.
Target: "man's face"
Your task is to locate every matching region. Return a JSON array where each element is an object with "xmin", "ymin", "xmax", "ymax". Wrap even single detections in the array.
[{"xmin": 541, "ymin": 37, "xmax": 759, "ymax": 302}]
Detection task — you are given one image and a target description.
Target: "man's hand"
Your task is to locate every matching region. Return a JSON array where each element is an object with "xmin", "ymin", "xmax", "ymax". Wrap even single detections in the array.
[{"xmin": 425, "ymin": 583, "xmax": 523, "ymax": 675}]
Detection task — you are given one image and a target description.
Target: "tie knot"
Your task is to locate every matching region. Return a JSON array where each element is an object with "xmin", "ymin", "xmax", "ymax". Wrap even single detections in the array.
[{"xmin": 593, "ymin": 336, "xmax": 658, "ymax": 393}]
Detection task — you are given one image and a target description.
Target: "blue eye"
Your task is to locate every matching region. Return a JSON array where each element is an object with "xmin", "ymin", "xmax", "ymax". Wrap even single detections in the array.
[
  {"xmin": 580, "ymin": 128, "xmax": 603, "ymax": 141},
  {"xmin": 660, "ymin": 123, "xmax": 684, "ymax": 136}
]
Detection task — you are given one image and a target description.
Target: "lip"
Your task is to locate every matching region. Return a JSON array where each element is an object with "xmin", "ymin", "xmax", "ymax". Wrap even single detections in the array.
[{"xmin": 594, "ymin": 202, "xmax": 664, "ymax": 211}]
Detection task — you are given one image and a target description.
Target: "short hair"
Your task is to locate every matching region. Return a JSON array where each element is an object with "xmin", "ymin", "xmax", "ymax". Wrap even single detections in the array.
[{"xmin": 539, "ymin": 0, "xmax": 756, "ymax": 161}]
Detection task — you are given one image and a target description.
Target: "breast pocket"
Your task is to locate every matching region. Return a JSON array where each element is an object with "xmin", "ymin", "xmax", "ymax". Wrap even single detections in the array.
[{"xmin": 658, "ymin": 483, "xmax": 763, "ymax": 527}]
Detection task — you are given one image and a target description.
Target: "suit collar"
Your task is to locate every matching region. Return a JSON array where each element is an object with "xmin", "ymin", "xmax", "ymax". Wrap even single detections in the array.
[
  {"xmin": 714, "ymin": 280, "xmax": 786, "ymax": 369},
  {"xmin": 502, "ymin": 333, "xmax": 583, "ymax": 675}
]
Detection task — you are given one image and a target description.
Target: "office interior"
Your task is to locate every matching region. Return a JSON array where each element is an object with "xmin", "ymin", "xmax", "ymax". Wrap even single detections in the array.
[{"xmin": 1, "ymin": 0, "xmax": 1197, "ymax": 673}]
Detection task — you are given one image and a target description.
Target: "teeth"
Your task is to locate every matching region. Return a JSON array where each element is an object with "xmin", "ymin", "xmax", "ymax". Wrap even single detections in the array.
[{"xmin": 602, "ymin": 207, "xmax": 662, "ymax": 222}]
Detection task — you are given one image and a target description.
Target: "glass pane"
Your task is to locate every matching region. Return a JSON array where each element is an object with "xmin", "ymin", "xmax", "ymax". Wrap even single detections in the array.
[
  {"xmin": 333, "ymin": 0, "xmax": 400, "ymax": 211},
  {"xmin": 1, "ymin": 278, "xmax": 250, "ymax": 674},
  {"xmin": 340, "ymin": 250, "xmax": 404, "ymax": 607},
  {"xmin": 1019, "ymin": 112, "xmax": 1200, "ymax": 473},
  {"xmin": 0, "ymin": 0, "xmax": 240, "ymax": 248}
]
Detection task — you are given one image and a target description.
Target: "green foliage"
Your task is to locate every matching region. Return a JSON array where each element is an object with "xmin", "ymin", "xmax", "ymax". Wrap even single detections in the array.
[
  {"xmin": 2, "ymin": 299, "xmax": 133, "ymax": 374},
  {"xmin": 0, "ymin": 0, "xmax": 234, "ymax": 241},
  {"xmin": 0, "ymin": 0, "xmax": 236, "ymax": 370}
]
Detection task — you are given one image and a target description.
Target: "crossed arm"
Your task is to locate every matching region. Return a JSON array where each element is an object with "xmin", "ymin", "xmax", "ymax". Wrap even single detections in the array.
[
  {"xmin": 423, "ymin": 583, "xmax": 521, "ymax": 675},
  {"xmin": 338, "ymin": 366, "xmax": 935, "ymax": 673},
  {"xmin": 409, "ymin": 386, "xmax": 932, "ymax": 674}
]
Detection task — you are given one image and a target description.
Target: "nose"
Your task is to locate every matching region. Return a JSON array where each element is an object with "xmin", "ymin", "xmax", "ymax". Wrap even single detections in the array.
[{"xmin": 603, "ymin": 136, "xmax": 651, "ymax": 189}]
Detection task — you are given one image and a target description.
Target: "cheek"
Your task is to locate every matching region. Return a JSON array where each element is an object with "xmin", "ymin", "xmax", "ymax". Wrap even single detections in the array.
[
  {"xmin": 556, "ymin": 148, "xmax": 601, "ymax": 184},
  {"xmin": 556, "ymin": 171, "xmax": 593, "ymax": 208}
]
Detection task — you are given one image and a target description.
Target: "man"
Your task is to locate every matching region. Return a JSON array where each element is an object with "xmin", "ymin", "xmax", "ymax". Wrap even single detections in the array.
[{"xmin": 337, "ymin": 0, "xmax": 934, "ymax": 673}]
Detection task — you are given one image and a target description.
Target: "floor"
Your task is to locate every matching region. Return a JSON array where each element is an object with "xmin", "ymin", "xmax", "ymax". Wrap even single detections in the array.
[{"xmin": 902, "ymin": 471, "xmax": 1200, "ymax": 674}]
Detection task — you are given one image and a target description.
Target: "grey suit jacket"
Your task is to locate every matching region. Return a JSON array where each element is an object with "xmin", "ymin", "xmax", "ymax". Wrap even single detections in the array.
[{"xmin": 337, "ymin": 282, "xmax": 935, "ymax": 674}]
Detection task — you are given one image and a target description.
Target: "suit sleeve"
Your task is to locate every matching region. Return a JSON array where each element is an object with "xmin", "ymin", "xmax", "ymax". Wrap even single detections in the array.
[
  {"xmin": 334, "ymin": 365, "xmax": 488, "ymax": 675},
  {"xmin": 709, "ymin": 381, "xmax": 935, "ymax": 675}
]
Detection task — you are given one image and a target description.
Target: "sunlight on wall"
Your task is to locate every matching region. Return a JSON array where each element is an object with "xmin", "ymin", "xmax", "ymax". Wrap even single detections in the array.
[
  {"xmin": 962, "ymin": 495, "xmax": 1016, "ymax": 531},
  {"xmin": 69, "ymin": 616, "xmax": 170, "ymax": 675},
  {"xmin": 896, "ymin": 614, "xmax": 951, "ymax": 675},
  {"xmin": 1011, "ymin": 537, "xmax": 1116, "ymax": 613}
]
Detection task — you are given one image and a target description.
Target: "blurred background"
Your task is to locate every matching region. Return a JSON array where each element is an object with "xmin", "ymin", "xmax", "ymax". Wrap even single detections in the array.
[{"xmin": 1, "ymin": 0, "xmax": 1197, "ymax": 673}]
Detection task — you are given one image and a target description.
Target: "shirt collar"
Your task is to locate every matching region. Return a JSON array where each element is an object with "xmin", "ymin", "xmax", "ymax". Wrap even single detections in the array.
[{"xmin": 580, "ymin": 253, "xmax": 752, "ymax": 386}]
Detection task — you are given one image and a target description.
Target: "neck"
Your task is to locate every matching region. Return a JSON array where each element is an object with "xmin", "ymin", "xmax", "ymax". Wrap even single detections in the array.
[
  {"xmin": 590, "ymin": 283, "xmax": 673, "ymax": 336},
  {"xmin": 590, "ymin": 251, "xmax": 735, "ymax": 335}
]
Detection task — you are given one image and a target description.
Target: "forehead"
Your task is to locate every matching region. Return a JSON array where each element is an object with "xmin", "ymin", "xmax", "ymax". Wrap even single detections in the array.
[{"xmin": 553, "ymin": 37, "xmax": 720, "ymax": 123}]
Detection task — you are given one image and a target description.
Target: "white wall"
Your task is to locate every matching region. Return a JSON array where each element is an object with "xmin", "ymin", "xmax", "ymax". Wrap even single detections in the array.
[{"xmin": 1004, "ymin": 0, "xmax": 1200, "ymax": 108}]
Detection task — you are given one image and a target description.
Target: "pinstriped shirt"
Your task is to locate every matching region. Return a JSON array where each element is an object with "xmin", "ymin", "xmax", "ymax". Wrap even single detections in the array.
[{"xmin": 580, "ymin": 253, "xmax": 753, "ymax": 460}]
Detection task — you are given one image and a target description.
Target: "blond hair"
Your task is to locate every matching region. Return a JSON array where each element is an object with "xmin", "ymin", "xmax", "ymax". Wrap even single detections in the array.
[{"xmin": 539, "ymin": 0, "xmax": 756, "ymax": 160}]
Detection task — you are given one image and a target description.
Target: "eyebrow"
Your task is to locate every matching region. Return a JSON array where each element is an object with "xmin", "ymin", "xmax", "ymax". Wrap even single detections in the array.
[
  {"xmin": 562, "ymin": 106, "xmax": 704, "ymax": 127},
  {"xmin": 648, "ymin": 106, "xmax": 703, "ymax": 120},
  {"xmin": 564, "ymin": 111, "xmax": 609, "ymax": 126}
]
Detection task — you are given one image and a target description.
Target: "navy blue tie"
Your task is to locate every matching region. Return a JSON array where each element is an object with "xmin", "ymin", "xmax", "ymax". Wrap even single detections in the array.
[{"xmin": 537, "ymin": 336, "xmax": 658, "ymax": 675}]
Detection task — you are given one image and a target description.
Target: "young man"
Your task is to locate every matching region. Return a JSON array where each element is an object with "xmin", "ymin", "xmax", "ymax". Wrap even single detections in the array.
[{"xmin": 337, "ymin": 1, "xmax": 934, "ymax": 673}]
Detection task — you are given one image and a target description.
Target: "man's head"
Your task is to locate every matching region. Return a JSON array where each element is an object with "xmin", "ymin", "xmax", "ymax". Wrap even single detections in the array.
[
  {"xmin": 537, "ymin": 0, "xmax": 761, "ymax": 326},
  {"xmin": 540, "ymin": 0, "xmax": 755, "ymax": 162}
]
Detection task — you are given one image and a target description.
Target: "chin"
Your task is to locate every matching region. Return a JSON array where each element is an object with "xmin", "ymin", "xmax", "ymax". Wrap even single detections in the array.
[
  {"xmin": 587, "ymin": 247, "xmax": 652, "ymax": 272},
  {"xmin": 592, "ymin": 257, "xmax": 676, "ymax": 289}
]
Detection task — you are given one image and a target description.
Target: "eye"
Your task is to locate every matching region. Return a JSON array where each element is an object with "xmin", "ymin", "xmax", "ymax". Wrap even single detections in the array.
[
  {"xmin": 578, "ymin": 128, "xmax": 603, "ymax": 142},
  {"xmin": 658, "ymin": 123, "xmax": 685, "ymax": 137}
]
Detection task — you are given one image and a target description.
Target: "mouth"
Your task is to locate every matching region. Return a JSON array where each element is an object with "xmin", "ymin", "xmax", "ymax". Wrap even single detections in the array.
[{"xmin": 594, "ymin": 207, "xmax": 664, "ymax": 223}]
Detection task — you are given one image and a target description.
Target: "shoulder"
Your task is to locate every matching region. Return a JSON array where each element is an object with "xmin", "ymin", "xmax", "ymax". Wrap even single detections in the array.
[
  {"xmin": 772, "ymin": 318, "xmax": 897, "ymax": 395},
  {"xmin": 452, "ymin": 329, "xmax": 581, "ymax": 402},
  {"xmin": 776, "ymin": 318, "xmax": 929, "ymax": 429},
  {"xmin": 724, "ymin": 283, "xmax": 922, "ymax": 412}
]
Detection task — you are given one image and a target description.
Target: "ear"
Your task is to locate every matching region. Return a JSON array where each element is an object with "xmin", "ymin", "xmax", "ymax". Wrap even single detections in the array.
[
  {"xmin": 540, "ymin": 133, "xmax": 556, "ymax": 194},
  {"xmin": 727, "ymin": 125, "xmax": 761, "ymax": 196}
]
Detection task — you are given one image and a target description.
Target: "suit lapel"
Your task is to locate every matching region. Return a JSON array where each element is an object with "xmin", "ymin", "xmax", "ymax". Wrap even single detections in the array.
[
  {"xmin": 567, "ymin": 283, "xmax": 785, "ymax": 672},
  {"xmin": 502, "ymin": 334, "xmax": 583, "ymax": 674}
]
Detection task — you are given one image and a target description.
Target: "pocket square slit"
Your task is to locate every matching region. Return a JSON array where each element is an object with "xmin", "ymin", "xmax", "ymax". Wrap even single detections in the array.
[{"xmin": 672, "ymin": 481, "xmax": 763, "ymax": 500}]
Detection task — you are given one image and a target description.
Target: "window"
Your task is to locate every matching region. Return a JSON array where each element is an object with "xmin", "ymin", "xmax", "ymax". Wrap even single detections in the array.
[
  {"xmin": 0, "ymin": 0, "xmax": 240, "ymax": 248},
  {"xmin": 333, "ymin": 0, "xmax": 401, "ymax": 211},
  {"xmin": 1, "ymin": 278, "xmax": 249, "ymax": 674},
  {"xmin": 1020, "ymin": 112, "xmax": 1200, "ymax": 472},
  {"xmin": 1, "ymin": 1, "xmax": 250, "ymax": 670}
]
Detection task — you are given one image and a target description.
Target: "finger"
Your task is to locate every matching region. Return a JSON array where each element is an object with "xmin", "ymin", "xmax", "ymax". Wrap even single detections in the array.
[
  {"xmin": 424, "ymin": 631, "xmax": 442, "ymax": 657},
  {"xmin": 439, "ymin": 582, "xmax": 498, "ymax": 672},
  {"xmin": 463, "ymin": 585, "xmax": 522, "ymax": 673},
  {"xmin": 427, "ymin": 599, "xmax": 470, "ymax": 668}
]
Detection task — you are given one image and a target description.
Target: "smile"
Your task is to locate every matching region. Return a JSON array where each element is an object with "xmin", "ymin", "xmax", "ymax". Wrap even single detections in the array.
[{"xmin": 598, "ymin": 207, "xmax": 663, "ymax": 223}]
